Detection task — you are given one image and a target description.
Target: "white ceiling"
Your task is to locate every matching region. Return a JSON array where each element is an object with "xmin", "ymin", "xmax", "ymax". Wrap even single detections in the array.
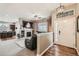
[{"xmin": 0, "ymin": 3, "xmax": 59, "ymax": 22}]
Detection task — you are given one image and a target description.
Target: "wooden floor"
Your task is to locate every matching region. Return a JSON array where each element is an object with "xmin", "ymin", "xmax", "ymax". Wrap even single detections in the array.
[
  {"xmin": 43, "ymin": 44, "xmax": 78, "ymax": 56},
  {"xmin": 15, "ymin": 44, "xmax": 78, "ymax": 56}
]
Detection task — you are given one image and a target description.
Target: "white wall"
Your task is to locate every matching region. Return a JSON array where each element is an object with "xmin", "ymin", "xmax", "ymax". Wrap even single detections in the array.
[
  {"xmin": 37, "ymin": 32, "xmax": 53, "ymax": 55},
  {"xmin": 15, "ymin": 19, "xmax": 20, "ymax": 39},
  {"xmin": 76, "ymin": 4, "xmax": 79, "ymax": 52}
]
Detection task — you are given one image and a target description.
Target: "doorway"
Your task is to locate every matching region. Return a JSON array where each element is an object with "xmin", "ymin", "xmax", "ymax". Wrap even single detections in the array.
[{"xmin": 54, "ymin": 18, "xmax": 76, "ymax": 48}]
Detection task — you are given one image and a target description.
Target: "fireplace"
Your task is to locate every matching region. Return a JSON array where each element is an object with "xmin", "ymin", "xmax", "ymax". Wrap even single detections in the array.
[
  {"xmin": 25, "ymin": 28, "xmax": 32, "ymax": 39},
  {"xmin": 27, "ymin": 32, "xmax": 31, "ymax": 37}
]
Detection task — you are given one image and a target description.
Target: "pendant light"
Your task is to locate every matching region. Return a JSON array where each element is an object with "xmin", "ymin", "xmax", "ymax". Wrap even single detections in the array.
[{"xmin": 56, "ymin": 3, "xmax": 64, "ymax": 13}]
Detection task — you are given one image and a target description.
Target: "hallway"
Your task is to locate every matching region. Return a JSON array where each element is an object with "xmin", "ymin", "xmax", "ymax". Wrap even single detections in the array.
[{"xmin": 43, "ymin": 44, "xmax": 78, "ymax": 56}]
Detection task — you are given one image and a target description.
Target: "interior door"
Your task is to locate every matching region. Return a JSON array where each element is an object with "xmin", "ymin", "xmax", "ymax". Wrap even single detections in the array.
[{"xmin": 54, "ymin": 18, "xmax": 76, "ymax": 48}]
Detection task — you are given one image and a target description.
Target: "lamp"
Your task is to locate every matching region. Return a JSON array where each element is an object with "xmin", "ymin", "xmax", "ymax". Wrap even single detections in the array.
[{"xmin": 56, "ymin": 3, "xmax": 64, "ymax": 13}]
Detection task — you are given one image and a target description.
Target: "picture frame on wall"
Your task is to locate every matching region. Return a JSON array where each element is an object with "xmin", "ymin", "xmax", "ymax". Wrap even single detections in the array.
[{"xmin": 77, "ymin": 16, "xmax": 79, "ymax": 32}]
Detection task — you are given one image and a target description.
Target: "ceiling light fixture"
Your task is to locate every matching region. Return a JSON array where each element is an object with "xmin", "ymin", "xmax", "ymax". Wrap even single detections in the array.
[
  {"xmin": 34, "ymin": 15, "xmax": 40, "ymax": 20},
  {"xmin": 56, "ymin": 3, "xmax": 64, "ymax": 13}
]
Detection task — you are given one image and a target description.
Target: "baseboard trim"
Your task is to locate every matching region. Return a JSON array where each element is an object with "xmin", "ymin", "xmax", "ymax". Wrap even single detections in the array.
[
  {"xmin": 38, "ymin": 43, "xmax": 53, "ymax": 56},
  {"xmin": 75, "ymin": 48, "xmax": 79, "ymax": 55}
]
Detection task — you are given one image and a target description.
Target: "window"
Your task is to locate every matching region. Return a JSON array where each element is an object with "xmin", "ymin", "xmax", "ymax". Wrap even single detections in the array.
[
  {"xmin": 38, "ymin": 22, "xmax": 48, "ymax": 32},
  {"xmin": 0, "ymin": 23, "xmax": 8, "ymax": 32},
  {"xmin": 56, "ymin": 10, "xmax": 74, "ymax": 18}
]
